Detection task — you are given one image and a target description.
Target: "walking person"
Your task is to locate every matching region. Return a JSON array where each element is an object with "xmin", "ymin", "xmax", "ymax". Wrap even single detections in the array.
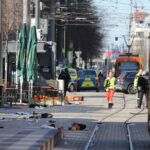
[
  {"xmin": 58, "ymin": 68, "xmax": 71, "ymax": 97},
  {"xmin": 104, "ymin": 71, "xmax": 116, "ymax": 109},
  {"xmin": 134, "ymin": 68, "xmax": 143, "ymax": 107},
  {"xmin": 135, "ymin": 70, "xmax": 149, "ymax": 108}
]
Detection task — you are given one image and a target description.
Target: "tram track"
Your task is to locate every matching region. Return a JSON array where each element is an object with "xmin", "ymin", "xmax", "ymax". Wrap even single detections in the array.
[
  {"xmin": 125, "ymin": 102, "xmax": 145, "ymax": 150},
  {"xmin": 84, "ymin": 93, "xmax": 146, "ymax": 150}
]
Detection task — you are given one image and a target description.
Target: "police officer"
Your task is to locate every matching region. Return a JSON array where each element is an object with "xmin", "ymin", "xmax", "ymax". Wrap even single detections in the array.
[
  {"xmin": 134, "ymin": 69, "xmax": 143, "ymax": 108},
  {"xmin": 136, "ymin": 71, "xmax": 148, "ymax": 108},
  {"xmin": 104, "ymin": 71, "xmax": 116, "ymax": 109},
  {"xmin": 58, "ymin": 68, "xmax": 71, "ymax": 97}
]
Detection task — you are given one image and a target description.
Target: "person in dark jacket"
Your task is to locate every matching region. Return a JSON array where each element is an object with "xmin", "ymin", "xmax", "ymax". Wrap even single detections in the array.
[
  {"xmin": 136, "ymin": 71, "xmax": 149, "ymax": 108},
  {"xmin": 58, "ymin": 68, "xmax": 71, "ymax": 96}
]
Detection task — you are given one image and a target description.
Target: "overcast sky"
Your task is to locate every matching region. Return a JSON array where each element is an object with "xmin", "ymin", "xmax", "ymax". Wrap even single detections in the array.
[{"xmin": 92, "ymin": 0, "xmax": 150, "ymax": 49}]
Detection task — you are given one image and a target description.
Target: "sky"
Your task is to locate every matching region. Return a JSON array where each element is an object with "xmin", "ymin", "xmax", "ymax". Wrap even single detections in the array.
[{"xmin": 92, "ymin": 0, "xmax": 150, "ymax": 50}]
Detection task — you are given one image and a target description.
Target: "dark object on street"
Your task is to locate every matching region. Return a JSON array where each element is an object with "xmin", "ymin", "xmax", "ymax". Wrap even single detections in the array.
[
  {"xmin": 49, "ymin": 120, "xmax": 56, "ymax": 123},
  {"xmin": 68, "ymin": 123, "xmax": 86, "ymax": 131},
  {"xmin": 29, "ymin": 104, "xmax": 40, "ymax": 108},
  {"xmin": 29, "ymin": 113, "xmax": 53, "ymax": 119},
  {"xmin": 49, "ymin": 124, "xmax": 56, "ymax": 128},
  {"xmin": 41, "ymin": 113, "xmax": 53, "ymax": 118}
]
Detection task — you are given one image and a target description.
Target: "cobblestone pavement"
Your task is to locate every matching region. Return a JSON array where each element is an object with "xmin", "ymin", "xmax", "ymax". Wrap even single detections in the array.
[{"xmin": 0, "ymin": 91, "xmax": 150, "ymax": 150}]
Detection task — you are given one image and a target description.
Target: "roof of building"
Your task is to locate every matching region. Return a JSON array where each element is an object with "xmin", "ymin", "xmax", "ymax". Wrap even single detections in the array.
[{"xmin": 133, "ymin": 11, "xmax": 149, "ymax": 20}]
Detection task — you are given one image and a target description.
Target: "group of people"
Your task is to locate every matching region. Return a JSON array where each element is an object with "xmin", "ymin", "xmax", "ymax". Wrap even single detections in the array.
[
  {"xmin": 103, "ymin": 68, "xmax": 149, "ymax": 109},
  {"xmin": 58, "ymin": 67, "xmax": 149, "ymax": 110}
]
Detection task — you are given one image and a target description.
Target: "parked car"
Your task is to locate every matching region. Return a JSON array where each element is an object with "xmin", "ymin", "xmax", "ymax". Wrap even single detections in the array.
[
  {"xmin": 116, "ymin": 71, "xmax": 137, "ymax": 94},
  {"xmin": 77, "ymin": 69, "xmax": 99, "ymax": 92},
  {"xmin": 68, "ymin": 68, "xmax": 78, "ymax": 92}
]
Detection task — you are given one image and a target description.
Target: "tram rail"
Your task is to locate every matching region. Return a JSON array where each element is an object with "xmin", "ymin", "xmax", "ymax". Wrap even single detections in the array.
[{"xmin": 84, "ymin": 93, "xmax": 146, "ymax": 150}]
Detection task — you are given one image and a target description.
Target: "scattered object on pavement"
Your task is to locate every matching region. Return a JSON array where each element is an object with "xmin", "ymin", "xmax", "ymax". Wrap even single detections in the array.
[
  {"xmin": 29, "ymin": 103, "xmax": 47, "ymax": 108},
  {"xmin": 40, "ymin": 124, "xmax": 55, "ymax": 129},
  {"xmin": 49, "ymin": 120, "xmax": 56, "ymax": 123},
  {"xmin": 66, "ymin": 95, "xmax": 84, "ymax": 104},
  {"xmin": 68, "ymin": 122, "xmax": 86, "ymax": 131},
  {"xmin": 29, "ymin": 112, "xmax": 53, "ymax": 119},
  {"xmin": 49, "ymin": 123, "xmax": 56, "ymax": 128},
  {"xmin": 41, "ymin": 113, "xmax": 53, "ymax": 118}
]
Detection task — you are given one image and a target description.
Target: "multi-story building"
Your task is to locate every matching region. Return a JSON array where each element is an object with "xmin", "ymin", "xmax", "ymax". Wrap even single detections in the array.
[{"xmin": 131, "ymin": 11, "xmax": 150, "ymax": 69}]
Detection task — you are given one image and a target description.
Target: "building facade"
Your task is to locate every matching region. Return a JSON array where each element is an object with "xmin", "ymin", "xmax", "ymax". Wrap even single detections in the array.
[{"xmin": 131, "ymin": 11, "xmax": 150, "ymax": 69}]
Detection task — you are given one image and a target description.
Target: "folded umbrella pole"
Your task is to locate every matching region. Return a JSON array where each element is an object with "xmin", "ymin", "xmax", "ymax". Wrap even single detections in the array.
[
  {"xmin": 17, "ymin": 23, "xmax": 27, "ymax": 104},
  {"xmin": 26, "ymin": 26, "xmax": 38, "ymax": 105}
]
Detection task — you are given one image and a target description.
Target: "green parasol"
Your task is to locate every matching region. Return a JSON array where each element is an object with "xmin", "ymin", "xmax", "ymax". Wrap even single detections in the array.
[
  {"xmin": 17, "ymin": 23, "xmax": 27, "ymax": 103},
  {"xmin": 17, "ymin": 23, "xmax": 27, "ymax": 83},
  {"xmin": 26, "ymin": 26, "xmax": 38, "ymax": 105}
]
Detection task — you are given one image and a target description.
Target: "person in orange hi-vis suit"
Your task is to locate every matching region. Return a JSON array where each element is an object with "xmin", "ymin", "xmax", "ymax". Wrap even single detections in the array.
[{"xmin": 104, "ymin": 71, "xmax": 116, "ymax": 109}]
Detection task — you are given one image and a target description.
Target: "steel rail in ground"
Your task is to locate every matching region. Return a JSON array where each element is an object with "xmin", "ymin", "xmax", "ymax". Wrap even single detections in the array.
[
  {"xmin": 84, "ymin": 93, "xmax": 126, "ymax": 150},
  {"xmin": 125, "ymin": 103, "xmax": 145, "ymax": 150}
]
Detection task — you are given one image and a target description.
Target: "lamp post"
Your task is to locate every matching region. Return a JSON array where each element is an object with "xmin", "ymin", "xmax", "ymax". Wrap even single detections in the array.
[
  {"xmin": 0, "ymin": 0, "xmax": 2, "ymax": 80},
  {"xmin": 35, "ymin": 0, "xmax": 40, "ymax": 28},
  {"xmin": 147, "ymin": 33, "xmax": 150, "ymax": 71}
]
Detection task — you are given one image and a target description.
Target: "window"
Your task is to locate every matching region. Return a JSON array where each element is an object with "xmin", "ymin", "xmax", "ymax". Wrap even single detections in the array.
[
  {"xmin": 119, "ymin": 62, "xmax": 139, "ymax": 71},
  {"xmin": 136, "ymin": 32, "xmax": 144, "ymax": 37}
]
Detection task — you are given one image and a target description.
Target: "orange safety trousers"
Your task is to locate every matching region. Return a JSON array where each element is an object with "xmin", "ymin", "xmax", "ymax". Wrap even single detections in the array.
[{"xmin": 106, "ymin": 89, "xmax": 115, "ymax": 103}]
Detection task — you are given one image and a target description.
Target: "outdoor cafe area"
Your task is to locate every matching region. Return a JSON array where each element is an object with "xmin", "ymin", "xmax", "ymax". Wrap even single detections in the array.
[{"xmin": 0, "ymin": 79, "xmax": 65, "ymax": 107}]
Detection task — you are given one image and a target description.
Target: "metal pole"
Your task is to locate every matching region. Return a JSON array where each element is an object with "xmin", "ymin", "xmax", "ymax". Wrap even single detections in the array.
[
  {"xmin": 23, "ymin": 0, "xmax": 28, "ymax": 24},
  {"xmin": 52, "ymin": 42, "xmax": 56, "ymax": 79},
  {"xmin": 64, "ymin": 26, "xmax": 66, "ymax": 60},
  {"xmin": 50, "ymin": 0, "xmax": 56, "ymax": 79},
  {"xmin": 35, "ymin": 0, "xmax": 40, "ymax": 28},
  {"xmin": 0, "ymin": 0, "xmax": 2, "ymax": 80},
  {"xmin": 147, "ymin": 33, "xmax": 150, "ymax": 71},
  {"xmin": 50, "ymin": 0, "xmax": 55, "ymax": 42}
]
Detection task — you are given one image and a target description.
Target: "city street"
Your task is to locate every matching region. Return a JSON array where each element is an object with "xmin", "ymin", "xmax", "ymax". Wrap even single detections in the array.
[{"xmin": 0, "ymin": 91, "xmax": 149, "ymax": 150}]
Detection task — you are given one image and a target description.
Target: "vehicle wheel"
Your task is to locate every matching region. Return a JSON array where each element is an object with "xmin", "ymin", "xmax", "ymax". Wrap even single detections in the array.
[
  {"xmin": 69, "ymin": 84, "xmax": 75, "ymax": 92},
  {"xmin": 127, "ymin": 84, "xmax": 136, "ymax": 94}
]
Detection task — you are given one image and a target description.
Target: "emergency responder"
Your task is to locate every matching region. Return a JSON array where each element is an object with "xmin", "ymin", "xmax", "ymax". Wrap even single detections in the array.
[
  {"xmin": 134, "ymin": 68, "xmax": 143, "ymax": 108},
  {"xmin": 104, "ymin": 71, "xmax": 116, "ymax": 109},
  {"xmin": 58, "ymin": 68, "xmax": 71, "ymax": 96},
  {"xmin": 134, "ymin": 70, "xmax": 148, "ymax": 108}
]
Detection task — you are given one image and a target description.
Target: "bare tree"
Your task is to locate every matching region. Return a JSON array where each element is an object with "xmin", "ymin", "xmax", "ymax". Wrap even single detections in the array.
[{"xmin": 1, "ymin": 0, "xmax": 23, "ymax": 85}]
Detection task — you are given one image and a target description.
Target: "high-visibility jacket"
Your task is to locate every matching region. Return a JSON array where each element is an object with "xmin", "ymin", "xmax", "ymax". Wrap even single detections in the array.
[
  {"xmin": 104, "ymin": 77, "xmax": 116, "ymax": 90},
  {"xmin": 134, "ymin": 74, "xmax": 142, "ymax": 89}
]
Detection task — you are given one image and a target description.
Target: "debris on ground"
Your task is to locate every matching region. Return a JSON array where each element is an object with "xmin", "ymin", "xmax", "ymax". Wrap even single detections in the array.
[
  {"xmin": 66, "ymin": 95, "xmax": 84, "ymax": 104},
  {"xmin": 68, "ymin": 122, "xmax": 86, "ymax": 131}
]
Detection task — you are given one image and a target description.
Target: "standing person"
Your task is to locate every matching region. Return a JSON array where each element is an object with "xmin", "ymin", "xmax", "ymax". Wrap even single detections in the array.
[
  {"xmin": 104, "ymin": 71, "xmax": 116, "ymax": 109},
  {"xmin": 134, "ymin": 68, "xmax": 143, "ymax": 107},
  {"xmin": 135, "ymin": 71, "xmax": 149, "ymax": 108},
  {"xmin": 58, "ymin": 68, "xmax": 71, "ymax": 96}
]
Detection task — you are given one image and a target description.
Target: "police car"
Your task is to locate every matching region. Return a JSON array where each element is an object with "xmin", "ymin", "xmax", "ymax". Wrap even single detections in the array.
[
  {"xmin": 77, "ymin": 69, "xmax": 99, "ymax": 92},
  {"xmin": 68, "ymin": 68, "xmax": 78, "ymax": 92}
]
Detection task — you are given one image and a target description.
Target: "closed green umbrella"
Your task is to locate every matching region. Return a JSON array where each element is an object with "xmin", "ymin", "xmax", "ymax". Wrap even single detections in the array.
[
  {"xmin": 26, "ymin": 26, "xmax": 38, "ymax": 104},
  {"xmin": 18, "ymin": 23, "xmax": 27, "ymax": 82},
  {"xmin": 17, "ymin": 23, "xmax": 27, "ymax": 103}
]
